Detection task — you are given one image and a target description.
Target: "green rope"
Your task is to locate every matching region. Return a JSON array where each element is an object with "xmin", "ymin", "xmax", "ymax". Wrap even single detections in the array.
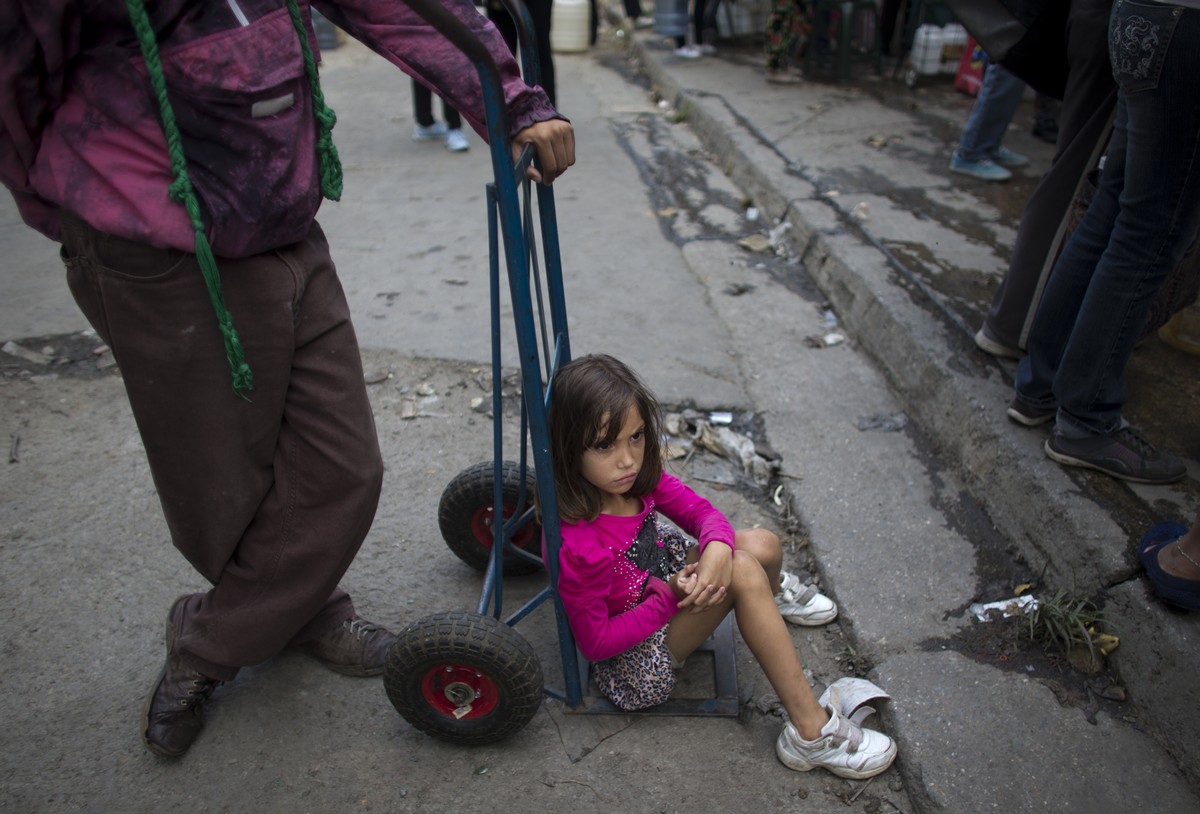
[
  {"xmin": 286, "ymin": 0, "xmax": 343, "ymax": 201},
  {"xmin": 125, "ymin": 0, "xmax": 254, "ymax": 397}
]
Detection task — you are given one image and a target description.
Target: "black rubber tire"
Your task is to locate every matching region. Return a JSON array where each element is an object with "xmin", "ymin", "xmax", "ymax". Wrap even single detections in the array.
[
  {"xmin": 383, "ymin": 611, "xmax": 544, "ymax": 745},
  {"xmin": 438, "ymin": 460, "xmax": 542, "ymax": 575}
]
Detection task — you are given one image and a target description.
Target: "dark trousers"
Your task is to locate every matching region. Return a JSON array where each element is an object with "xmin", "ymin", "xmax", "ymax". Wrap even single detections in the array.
[
  {"xmin": 982, "ymin": 0, "xmax": 1117, "ymax": 350},
  {"xmin": 488, "ymin": 0, "xmax": 557, "ymax": 107},
  {"xmin": 674, "ymin": 0, "xmax": 712, "ymax": 47},
  {"xmin": 413, "ymin": 80, "xmax": 462, "ymax": 130},
  {"xmin": 61, "ymin": 214, "xmax": 383, "ymax": 681}
]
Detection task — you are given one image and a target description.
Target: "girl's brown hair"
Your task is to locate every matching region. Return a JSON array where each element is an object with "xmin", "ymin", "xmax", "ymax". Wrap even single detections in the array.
[{"xmin": 547, "ymin": 354, "xmax": 664, "ymax": 523}]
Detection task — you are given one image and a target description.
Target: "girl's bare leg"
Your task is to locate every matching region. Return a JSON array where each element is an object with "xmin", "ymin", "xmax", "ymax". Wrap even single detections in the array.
[
  {"xmin": 735, "ymin": 527, "xmax": 783, "ymax": 594},
  {"xmin": 665, "ymin": 549, "xmax": 829, "ymax": 739}
]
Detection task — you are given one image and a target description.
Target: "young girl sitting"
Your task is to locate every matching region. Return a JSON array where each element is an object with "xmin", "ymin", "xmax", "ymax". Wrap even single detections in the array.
[{"xmin": 547, "ymin": 354, "xmax": 897, "ymax": 779}]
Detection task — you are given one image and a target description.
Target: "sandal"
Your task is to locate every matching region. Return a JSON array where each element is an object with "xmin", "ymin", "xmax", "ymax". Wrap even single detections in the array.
[{"xmin": 1137, "ymin": 521, "xmax": 1200, "ymax": 611}]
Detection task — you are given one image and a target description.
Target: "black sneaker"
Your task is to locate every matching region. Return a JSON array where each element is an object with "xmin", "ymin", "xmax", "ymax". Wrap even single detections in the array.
[
  {"xmin": 1045, "ymin": 426, "xmax": 1187, "ymax": 484},
  {"xmin": 974, "ymin": 327, "xmax": 1023, "ymax": 360},
  {"xmin": 301, "ymin": 616, "xmax": 396, "ymax": 677},
  {"xmin": 1006, "ymin": 396, "xmax": 1056, "ymax": 427},
  {"xmin": 141, "ymin": 596, "xmax": 221, "ymax": 758}
]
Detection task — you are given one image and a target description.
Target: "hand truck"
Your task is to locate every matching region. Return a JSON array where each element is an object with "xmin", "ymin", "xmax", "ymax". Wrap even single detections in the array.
[{"xmin": 381, "ymin": 0, "xmax": 738, "ymax": 745}]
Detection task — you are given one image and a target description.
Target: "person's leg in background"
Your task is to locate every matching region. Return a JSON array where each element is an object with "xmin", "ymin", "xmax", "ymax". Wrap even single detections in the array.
[
  {"xmin": 950, "ymin": 58, "xmax": 1028, "ymax": 181},
  {"xmin": 411, "ymin": 78, "xmax": 445, "ymax": 141},
  {"xmin": 528, "ymin": 0, "xmax": 557, "ymax": 103},
  {"xmin": 1015, "ymin": 4, "xmax": 1200, "ymax": 484},
  {"xmin": 977, "ymin": 0, "xmax": 1117, "ymax": 355},
  {"xmin": 440, "ymin": 98, "xmax": 469, "ymax": 152},
  {"xmin": 412, "ymin": 80, "xmax": 468, "ymax": 151},
  {"xmin": 487, "ymin": 0, "xmax": 558, "ymax": 105},
  {"xmin": 764, "ymin": 0, "xmax": 807, "ymax": 83},
  {"xmin": 880, "ymin": 0, "xmax": 904, "ymax": 57},
  {"xmin": 698, "ymin": 0, "xmax": 720, "ymax": 53},
  {"xmin": 623, "ymin": 0, "xmax": 653, "ymax": 27},
  {"xmin": 1032, "ymin": 93, "xmax": 1060, "ymax": 143}
]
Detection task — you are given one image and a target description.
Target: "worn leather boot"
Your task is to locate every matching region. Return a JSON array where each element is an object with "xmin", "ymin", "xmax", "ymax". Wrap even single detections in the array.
[
  {"xmin": 140, "ymin": 596, "xmax": 221, "ymax": 758},
  {"xmin": 301, "ymin": 616, "xmax": 396, "ymax": 677}
]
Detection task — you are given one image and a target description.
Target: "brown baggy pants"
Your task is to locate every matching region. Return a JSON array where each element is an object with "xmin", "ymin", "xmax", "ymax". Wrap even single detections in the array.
[{"xmin": 61, "ymin": 214, "xmax": 384, "ymax": 681}]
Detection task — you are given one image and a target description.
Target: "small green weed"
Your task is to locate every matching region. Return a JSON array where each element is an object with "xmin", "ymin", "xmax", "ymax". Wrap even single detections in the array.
[{"xmin": 1025, "ymin": 587, "xmax": 1106, "ymax": 672}]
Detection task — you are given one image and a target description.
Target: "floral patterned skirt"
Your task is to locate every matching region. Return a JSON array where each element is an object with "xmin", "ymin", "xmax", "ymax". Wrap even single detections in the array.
[{"xmin": 592, "ymin": 526, "xmax": 693, "ymax": 711}]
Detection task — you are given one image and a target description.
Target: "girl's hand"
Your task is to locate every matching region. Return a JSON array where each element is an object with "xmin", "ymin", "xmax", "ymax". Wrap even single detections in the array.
[
  {"xmin": 669, "ymin": 563, "xmax": 699, "ymax": 599},
  {"xmin": 678, "ymin": 542, "xmax": 733, "ymax": 613}
]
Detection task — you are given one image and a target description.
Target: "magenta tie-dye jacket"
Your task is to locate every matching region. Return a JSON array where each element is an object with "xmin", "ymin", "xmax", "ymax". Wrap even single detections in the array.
[{"xmin": 0, "ymin": 0, "xmax": 560, "ymax": 257}]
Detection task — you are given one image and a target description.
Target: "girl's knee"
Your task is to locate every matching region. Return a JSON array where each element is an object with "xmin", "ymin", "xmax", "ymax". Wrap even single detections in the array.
[
  {"xmin": 731, "ymin": 549, "xmax": 771, "ymax": 589},
  {"xmin": 736, "ymin": 526, "xmax": 778, "ymax": 547},
  {"xmin": 735, "ymin": 527, "xmax": 781, "ymax": 564}
]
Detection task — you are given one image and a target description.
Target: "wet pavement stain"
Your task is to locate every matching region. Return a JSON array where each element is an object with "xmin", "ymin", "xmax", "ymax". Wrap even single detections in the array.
[{"xmin": 612, "ymin": 114, "xmax": 755, "ymax": 246}]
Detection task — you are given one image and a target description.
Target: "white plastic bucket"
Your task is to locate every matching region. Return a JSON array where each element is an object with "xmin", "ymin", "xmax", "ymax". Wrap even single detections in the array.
[
  {"xmin": 911, "ymin": 24, "xmax": 943, "ymax": 76},
  {"xmin": 550, "ymin": 0, "xmax": 590, "ymax": 53}
]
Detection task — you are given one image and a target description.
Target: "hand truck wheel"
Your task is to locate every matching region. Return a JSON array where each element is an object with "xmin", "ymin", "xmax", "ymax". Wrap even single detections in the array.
[
  {"xmin": 383, "ymin": 611, "xmax": 544, "ymax": 744},
  {"xmin": 438, "ymin": 460, "xmax": 542, "ymax": 575}
]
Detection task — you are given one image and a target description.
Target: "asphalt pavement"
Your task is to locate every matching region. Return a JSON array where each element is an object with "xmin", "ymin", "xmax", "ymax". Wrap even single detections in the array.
[{"xmin": 2, "ymin": 7, "xmax": 1199, "ymax": 813}]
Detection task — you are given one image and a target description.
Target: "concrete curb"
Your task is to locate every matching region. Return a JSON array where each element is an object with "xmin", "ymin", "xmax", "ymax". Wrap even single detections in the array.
[{"xmin": 620, "ymin": 25, "xmax": 1200, "ymax": 790}]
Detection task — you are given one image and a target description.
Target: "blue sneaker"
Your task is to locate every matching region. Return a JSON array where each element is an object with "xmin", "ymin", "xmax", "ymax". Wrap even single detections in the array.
[
  {"xmin": 992, "ymin": 145, "xmax": 1029, "ymax": 168},
  {"xmin": 949, "ymin": 154, "xmax": 1012, "ymax": 181}
]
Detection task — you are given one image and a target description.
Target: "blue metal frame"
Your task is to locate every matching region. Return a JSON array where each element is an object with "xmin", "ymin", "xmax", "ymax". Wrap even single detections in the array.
[
  {"xmin": 403, "ymin": 0, "xmax": 737, "ymax": 718},
  {"xmin": 400, "ymin": 0, "xmax": 579, "ymax": 706}
]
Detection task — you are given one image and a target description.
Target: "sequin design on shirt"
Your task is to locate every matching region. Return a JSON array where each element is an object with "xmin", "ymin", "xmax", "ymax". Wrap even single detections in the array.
[
  {"xmin": 610, "ymin": 497, "xmax": 696, "ymax": 611},
  {"xmin": 615, "ymin": 512, "xmax": 663, "ymax": 610}
]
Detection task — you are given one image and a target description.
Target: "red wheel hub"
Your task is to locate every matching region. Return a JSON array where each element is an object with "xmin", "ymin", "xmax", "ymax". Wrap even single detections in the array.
[
  {"xmin": 420, "ymin": 663, "xmax": 499, "ymax": 719},
  {"xmin": 469, "ymin": 504, "xmax": 537, "ymax": 552}
]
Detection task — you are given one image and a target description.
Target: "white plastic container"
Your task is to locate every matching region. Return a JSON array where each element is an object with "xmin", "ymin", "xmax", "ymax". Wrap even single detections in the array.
[
  {"xmin": 911, "ymin": 24, "xmax": 944, "ymax": 76},
  {"xmin": 654, "ymin": 0, "xmax": 689, "ymax": 38},
  {"xmin": 940, "ymin": 23, "xmax": 969, "ymax": 73},
  {"xmin": 550, "ymin": 0, "xmax": 589, "ymax": 54}
]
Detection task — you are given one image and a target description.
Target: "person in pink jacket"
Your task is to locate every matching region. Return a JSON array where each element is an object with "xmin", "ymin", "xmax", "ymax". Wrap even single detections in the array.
[
  {"xmin": 547, "ymin": 354, "xmax": 897, "ymax": 779},
  {"xmin": 0, "ymin": 0, "xmax": 573, "ymax": 759}
]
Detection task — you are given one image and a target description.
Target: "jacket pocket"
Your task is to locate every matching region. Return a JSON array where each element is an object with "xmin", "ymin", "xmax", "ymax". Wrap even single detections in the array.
[{"xmin": 134, "ymin": 7, "xmax": 321, "ymax": 256}]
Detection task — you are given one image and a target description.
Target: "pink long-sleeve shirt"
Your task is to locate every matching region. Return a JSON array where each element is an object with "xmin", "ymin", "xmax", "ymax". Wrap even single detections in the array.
[
  {"xmin": 555, "ymin": 473, "xmax": 736, "ymax": 662},
  {"xmin": 0, "ymin": 0, "xmax": 559, "ymax": 257}
]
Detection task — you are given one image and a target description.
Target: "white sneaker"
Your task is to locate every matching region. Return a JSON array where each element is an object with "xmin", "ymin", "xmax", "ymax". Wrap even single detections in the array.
[
  {"xmin": 698, "ymin": 43, "xmax": 717, "ymax": 55},
  {"xmin": 776, "ymin": 691, "xmax": 897, "ymax": 779},
  {"xmin": 674, "ymin": 45, "xmax": 702, "ymax": 59},
  {"xmin": 413, "ymin": 121, "xmax": 448, "ymax": 141},
  {"xmin": 445, "ymin": 128, "xmax": 469, "ymax": 152},
  {"xmin": 776, "ymin": 571, "xmax": 837, "ymax": 626}
]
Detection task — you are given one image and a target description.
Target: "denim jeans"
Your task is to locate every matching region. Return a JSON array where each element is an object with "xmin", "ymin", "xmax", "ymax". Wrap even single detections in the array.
[
  {"xmin": 981, "ymin": 0, "xmax": 1116, "ymax": 350},
  {"xmin": 1015, "ymin": 1, "xmax": 1200, "ymax": 437},
  {"xmin": 954, "ymin": 61, "xmax": 1027, "ymax": 162}
]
